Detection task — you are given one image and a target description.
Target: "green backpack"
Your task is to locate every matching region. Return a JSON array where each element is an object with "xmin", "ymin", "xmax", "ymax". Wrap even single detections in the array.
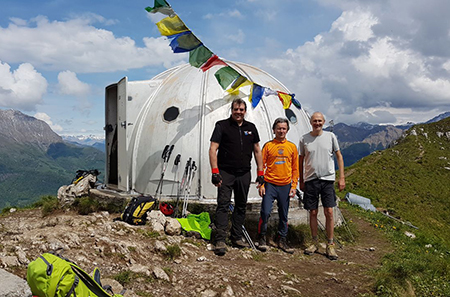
[{"xmin": 27, "ymin": 252, "xmax": 124, "ymax": 297}]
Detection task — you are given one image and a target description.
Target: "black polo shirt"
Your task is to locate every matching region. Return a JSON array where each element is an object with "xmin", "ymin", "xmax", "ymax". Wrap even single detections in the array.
[{"xmin": 210, "ymin": 117, "xmax": 260, "ymax": 173}]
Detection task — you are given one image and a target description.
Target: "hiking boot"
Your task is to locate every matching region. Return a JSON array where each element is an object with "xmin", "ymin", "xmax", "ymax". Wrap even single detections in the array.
[
  {"xmin": 326, "ymin": 243, "xmax": 338, "ymax": 260},
  {"xmin": 304, "ymin": 242, "xmax": 320, "ymax": 255},
  {"xmin": 278, "ymin": 237, "xmax": 294, "ymax": 254},
  {"xmin": 256, "ymin": 236, "xmax": 268, "ymax": 252},
  {"xmin": 214, "ymin": 241, "xmax": 227, "ymax": 256},
  {"xmin": 231, "ymin": 238, "xmax": 250, "ymax": 249}
]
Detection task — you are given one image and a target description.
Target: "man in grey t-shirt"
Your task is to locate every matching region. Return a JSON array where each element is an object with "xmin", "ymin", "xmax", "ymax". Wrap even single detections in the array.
[{"xmin": 299, "ymin": 112, "xmax": 345, "ymax": 260}]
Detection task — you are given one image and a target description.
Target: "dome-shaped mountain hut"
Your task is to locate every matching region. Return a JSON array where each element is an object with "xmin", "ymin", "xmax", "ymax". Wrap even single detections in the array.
[{"xmin": 104, "ymin": 61, "xmax": 311, "ymax": 202}]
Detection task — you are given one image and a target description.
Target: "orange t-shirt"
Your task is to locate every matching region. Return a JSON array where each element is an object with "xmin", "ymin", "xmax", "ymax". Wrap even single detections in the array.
[{"xmin": 262, "ymin": 138, "xmax": 299, "ymax": 189}]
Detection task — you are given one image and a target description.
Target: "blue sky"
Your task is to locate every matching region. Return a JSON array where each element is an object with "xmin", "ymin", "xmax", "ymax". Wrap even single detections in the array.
[{"xmin": 1, "ymin": 0, "xmax": 450, "ymax": 136}]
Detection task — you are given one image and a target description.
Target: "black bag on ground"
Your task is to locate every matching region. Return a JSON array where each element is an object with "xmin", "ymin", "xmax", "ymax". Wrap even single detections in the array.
[{"xmin": 118, "ymin": 195, "xmax": 157, "ymax": 225}]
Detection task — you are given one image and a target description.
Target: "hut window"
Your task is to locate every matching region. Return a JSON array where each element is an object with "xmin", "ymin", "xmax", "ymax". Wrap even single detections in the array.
[
  {"xmin": 163, "ymin": 106, "xmax": 180, "ymax": 122},
  {"xmin": 285, "ymin": 109, "xmax": 297, "ymax": 124}
]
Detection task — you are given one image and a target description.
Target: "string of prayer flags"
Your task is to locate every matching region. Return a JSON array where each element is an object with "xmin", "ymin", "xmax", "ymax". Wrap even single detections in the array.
[
  {"xmin": 189, "ymin": 46, "xmax": 213, "ymax": 68},
  {"xmin": 168, "ymin": 31, "xmax": 203, "ymax": 53},
  {"xmin": 249, "ymin": 84, "xmax": 264, "ymax": 108},
  {"xmin": 145, "ymin": 0, "xmax": 174, "ymax": 16},
  {"xmin": 156, "ymin": 15, "xmax": 189, "ymax": 36},
  {"xmin": 146, "ymin": 0, "xmax": 303, "ymax": 111},
  {"xmin": 214, "ymin": 66, "xmax": 240, "ymax": 90}
]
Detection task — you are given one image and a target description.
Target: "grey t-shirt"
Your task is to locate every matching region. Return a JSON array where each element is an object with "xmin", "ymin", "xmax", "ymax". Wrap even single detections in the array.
[{"xmin": 299, "ymin": 131, "xmax": 340, "ymax": 182}]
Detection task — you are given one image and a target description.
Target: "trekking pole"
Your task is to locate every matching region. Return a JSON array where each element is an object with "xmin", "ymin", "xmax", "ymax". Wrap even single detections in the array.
[
  {"xmin": 336, "ymin": 206, "xmax": 355, "ymax": 242},
  {"xmin": 155, "ymin": 144, "xmax": 174, "ymax": 198},
  {"xmin": 155, "ymin": 145, "xmax": 169, "ymax": 197},
  {"xmin": 175, "ymin": 158, "xmax": 189, "ymax": 218},
  {"xmin": 155, "ymin": 145, "xmax": 174, "ymax": 210},
  {"xmin": 181, "ymin": 158, "xmax": 192, "ymax": 217},
  {"xmin": 229, "ymin": 204, "xmax": 257, "ymax": 250}
]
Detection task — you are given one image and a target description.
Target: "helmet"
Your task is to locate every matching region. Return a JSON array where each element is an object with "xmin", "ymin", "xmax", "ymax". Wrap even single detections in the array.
[{"xmin": 160, "ymin": 202, "xmax": 174, "ymax": 216}]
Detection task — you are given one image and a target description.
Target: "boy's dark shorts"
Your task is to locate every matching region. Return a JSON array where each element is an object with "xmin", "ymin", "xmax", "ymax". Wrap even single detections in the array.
[{"xmin": 303, "ymin": 179, "xmax": 336, "ymax": 210}]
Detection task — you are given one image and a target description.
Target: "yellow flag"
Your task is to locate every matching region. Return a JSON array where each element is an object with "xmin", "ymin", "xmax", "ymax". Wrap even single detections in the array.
[
  {"xmin": 156, "ymin": 15, "xmax": 189, "ymax": 36},
  {"xmin": 278, "ymin": 92, "xmax": 292, "ymax": 109},
  {"xmin": 227, "ymin": 76, "xmax": 252, "ymax": 95}
]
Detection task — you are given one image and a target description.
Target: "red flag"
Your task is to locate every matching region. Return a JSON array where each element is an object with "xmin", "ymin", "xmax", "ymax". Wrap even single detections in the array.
[{"xmin": 200, "ymin": 55, "xmax": 227, "ymax": 72}]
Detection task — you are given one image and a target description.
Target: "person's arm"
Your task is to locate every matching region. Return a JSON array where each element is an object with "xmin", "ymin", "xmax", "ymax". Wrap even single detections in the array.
[
  {"xmin": 253, "ymin": 142, "xmax": 263, "ymax": 172},
  {"xmin": 299, "ymin": 155, "xmax": 305, "ymax": 192},
  {"xmin": 335, "ymin": 150, "xmax": 345, "ymax": 191},
  {"xmin": 209, "ymin": 141, "xmax": 222, "ymax": 187},
  {"xmin": 290, "ymin": 149, "xmax": 299, "ymax": 197}
]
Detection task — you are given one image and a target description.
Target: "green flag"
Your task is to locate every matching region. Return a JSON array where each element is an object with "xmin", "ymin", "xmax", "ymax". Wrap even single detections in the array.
[
  {"xmin": 145, "ymin": 0, "xmax": 174, "ymax": 15},
  {"xmin": 214, "ymin": 66, "xmax": 240, "ymax": 90},
  {"xmin": 189, "ymin": 46, "xmax": 213, "ymax": 68}
]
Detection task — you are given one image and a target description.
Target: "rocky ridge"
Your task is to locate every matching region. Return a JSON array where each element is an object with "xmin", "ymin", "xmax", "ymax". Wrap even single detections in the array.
[{"xmin": 0, "ymin": 207, "xmax": 391, "ymax": 297}]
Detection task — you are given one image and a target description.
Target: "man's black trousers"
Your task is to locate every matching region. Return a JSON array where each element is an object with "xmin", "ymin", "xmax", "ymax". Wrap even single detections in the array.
[{"xmin": 214, "ymin": 169, "xmax": 251, "ymax": 243}]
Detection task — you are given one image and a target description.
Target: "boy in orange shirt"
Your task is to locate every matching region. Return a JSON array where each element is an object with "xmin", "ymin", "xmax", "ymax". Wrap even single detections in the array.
[{"xmin": 256, "ymin": 118, "xmax": 299, "ymax": 253}]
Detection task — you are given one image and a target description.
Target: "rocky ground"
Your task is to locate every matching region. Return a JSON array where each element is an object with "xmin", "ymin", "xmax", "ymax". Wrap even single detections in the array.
[{"xmin": 0, "ymin": 208, "xmax": 391, "ymax": 297}]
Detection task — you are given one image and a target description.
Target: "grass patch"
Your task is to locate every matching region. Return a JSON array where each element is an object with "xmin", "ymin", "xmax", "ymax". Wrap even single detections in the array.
[
  {"xmin": 73, "ymin": 196, "xmax": 100, "ymax": 215},
  {"xmin": 113, "ymin": 270, "xmax": 133, "ymax": 285},
  {"xmin": 181, "ymin": 238, "xmax": 203, "ymax": 247},
  {"xmin": 137, "ymin": 229, "xmax": 160, "ymax": 238},
  {"xmin": 344, "ymin": 203, "xmax": 450, "ymax": 296},
  {"xmin": 164, "ymin": 244, "xmax": 181, "ymax": 260},
  {"xmin": 33, "ymin": 195, "xmax": 59, "ymax": 216},
  {"xmin": 252, "ymin": 252, "xmax": 266, "ymax": 262}
]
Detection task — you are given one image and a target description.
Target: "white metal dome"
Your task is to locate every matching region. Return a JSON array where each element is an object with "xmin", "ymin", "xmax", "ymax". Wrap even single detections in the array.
[{"xmin": 105, "ymin": 61, "xmax": 311, "ymax": 201}]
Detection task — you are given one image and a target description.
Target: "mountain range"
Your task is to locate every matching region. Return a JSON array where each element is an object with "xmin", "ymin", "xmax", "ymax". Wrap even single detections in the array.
[
  {"xmin": 0, "ymin": 109, "xmax": 105, "ymax": 209},
  {"xmin": 325, "ymin": 111, "xmax": 450, "ymax": 166}
]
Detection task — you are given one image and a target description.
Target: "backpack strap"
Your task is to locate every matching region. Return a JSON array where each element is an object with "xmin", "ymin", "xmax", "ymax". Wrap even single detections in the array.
[
  {"xmin": 64, "ymin": 276, "xmax": 79, "ymax": 297},
  {"xmin": 70, "ymin": 264, "xmax": 115, "ymax": 297},
  {"xmin": 39, "ymin": 255, "xmax": 53, "ymax": 276}
]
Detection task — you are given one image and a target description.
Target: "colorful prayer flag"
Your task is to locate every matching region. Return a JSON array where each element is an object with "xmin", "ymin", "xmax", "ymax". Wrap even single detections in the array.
[
  {"xmin": 169, "ymin": 31, "xmax": 202, "ymax": 53},
  {"xmin": 263, "ymin": 88, "xmax": 278, "ymax": 97},
  {"xmin": 250, "ymin": 84, "xmax": 264, "ymax": 108},
  {"xmin": 200, "ymin": 55, "xmax": 227, "ymax": 72},
  {"xmin": 145, "ymin": 0, "xmax": 174, "ymax": 15},
  {"xmin": 156, "ymin": 15, "xmax": 189, "ymax": 36},
  {"xmin": 227, "ymin": 76, "xmax": 252, "ymax": 95},
  {"xmin": 189, "ymin": 45, "xmax": 213, "ymax": 68},
  {"xmin": 291, "ymin": 94, "xmax": 302, "ymax": 109},
  {"xmin": 278, "ymin": 92, "xmax": 292, "ymax": 109},
  {"xmin": 214, "ymin": 66, "xmax": 240, "ymax": 90}
]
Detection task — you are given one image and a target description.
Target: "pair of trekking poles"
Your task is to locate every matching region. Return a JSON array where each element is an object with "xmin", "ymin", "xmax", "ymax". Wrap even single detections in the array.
[{"xmin": 176, "ymin": 157, "xmax": 197, "ymax": 218}]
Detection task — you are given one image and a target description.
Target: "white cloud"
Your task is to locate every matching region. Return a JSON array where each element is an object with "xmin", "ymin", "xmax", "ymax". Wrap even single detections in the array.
[
  {"xmin": 0, "ymin": 15, "xmax": 186, "ymax": 73},
  {"xmin": 331, "ymin": 10, "xmax": 378, "ymax": 42},
  {"xmin": 57, "ymin": 71, "xmax": 90, "ymax": 96},
  {"xmin": 34, "ymin": 112, "xmax": 63, "ymax": 132},
  {"xmin": 202, "ymin": 9, "xmax": 244, "ymax": 20},
  {"xmin": 226, "ymin": 29, "xmax": 245, "ymax": 44},
  {"xmin": 0, "ymin": 60, "xmax": 47, "ymax": 111},
  {"xmin": 262, "ymin": 2, "xmax": 450, "ymax": 125}
]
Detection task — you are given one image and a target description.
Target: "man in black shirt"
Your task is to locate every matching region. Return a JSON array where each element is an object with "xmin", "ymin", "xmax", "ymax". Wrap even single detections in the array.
[{"xmin": 209, "ymin": 98, "xmax": 263, "ymax": 256}]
